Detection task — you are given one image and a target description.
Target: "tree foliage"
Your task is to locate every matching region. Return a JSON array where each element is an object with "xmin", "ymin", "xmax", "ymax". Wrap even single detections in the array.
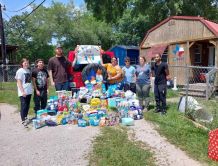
[
  {"xmin": 4, "ymin": 0, "xmax": 218, "ymax": 63},
  {"xmin": 5, "ymin": 1, "xmax": 114, "ymax": 63},
  {"xmin": 85, "ymin": 0, "xmax": 129, "ymax": 23},
  {"xmin": 85, "ymin": 0, "xmax": 218, "ymax": 45}
]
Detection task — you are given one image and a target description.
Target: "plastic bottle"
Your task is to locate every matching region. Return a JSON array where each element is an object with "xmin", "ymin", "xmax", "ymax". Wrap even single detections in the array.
[{"xmin": 73, "ymin": 92, "xmax": 77, "ymax": 99}]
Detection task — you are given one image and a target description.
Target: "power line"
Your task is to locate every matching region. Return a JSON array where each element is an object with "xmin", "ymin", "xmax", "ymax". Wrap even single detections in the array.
[
  {"xmin": 20, "ymin": 0, "xmax": 46, "ymax": 22},
  {"xmin": 6, "ymin": 0, "xmax": 36, "ymax": 12},
  {"xmin": 3, "ymin": 11, "xmax": 10, "ymax": 20},
  {"xmin": 18, "ymin": 0, "xmax": 46, "ymax": 37},
  {"xmin": 2, "ymin": 0, "xmax": 46, "ymax": 38}
]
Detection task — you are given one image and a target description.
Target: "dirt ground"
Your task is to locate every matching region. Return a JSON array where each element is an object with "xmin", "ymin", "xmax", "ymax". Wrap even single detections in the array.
[
  {"xmin": 0, "ymin": 103, "xmax": 99, "ymax": 166},
  {"xmin": 130, "ymin": 120, "xmax": 204, "ymax": 166},
  {"xmin": 0, "ymin": 103, "xmax": 205, "ymax": 166}
]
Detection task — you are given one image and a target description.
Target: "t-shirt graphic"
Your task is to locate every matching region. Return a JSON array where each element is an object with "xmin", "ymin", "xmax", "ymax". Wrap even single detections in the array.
[
  {"xmin": 36, "ymin": 71, "xmax": 47, "ymax": 88},
  {"xmin": 24, "ymin": 73, "xmax": 31, "ymax": 83}
]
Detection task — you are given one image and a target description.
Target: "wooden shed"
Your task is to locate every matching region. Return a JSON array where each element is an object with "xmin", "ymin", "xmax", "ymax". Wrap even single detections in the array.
[{"xmin": 140, "ymin": 16, "xmax": 218, "ymax": 85}]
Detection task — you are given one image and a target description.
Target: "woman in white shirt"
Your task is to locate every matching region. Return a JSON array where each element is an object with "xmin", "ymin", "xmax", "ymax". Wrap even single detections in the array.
[{"xmin": 15, "ymin": 58, "xmax": 33, "ymax": 128}]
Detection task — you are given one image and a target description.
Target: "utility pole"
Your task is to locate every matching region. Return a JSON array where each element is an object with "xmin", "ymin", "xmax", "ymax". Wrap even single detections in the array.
[{"xmin": 0, "ymin": 3, "xmax": 7, "ymax": 82}]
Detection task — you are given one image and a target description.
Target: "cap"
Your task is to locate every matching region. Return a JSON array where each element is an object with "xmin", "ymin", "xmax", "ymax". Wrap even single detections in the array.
[{"xmin": 56, "ymin": 44, "xmax": 62, "ymax": 49}]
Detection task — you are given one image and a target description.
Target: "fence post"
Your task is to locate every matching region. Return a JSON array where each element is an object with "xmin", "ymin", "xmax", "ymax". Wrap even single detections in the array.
[
  {"xmin": 185, "ymin": 65, "xmax": 189, "ymax": 112},
  {"xmin": 206, "ymin": 73, "xmax": 209, "ymax": 100}
]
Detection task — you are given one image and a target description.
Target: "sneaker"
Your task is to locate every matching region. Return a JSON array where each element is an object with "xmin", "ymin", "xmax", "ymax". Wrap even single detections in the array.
[
  {"xmin": 154, "ymin": 109, "xmax": 161, "ymax": 113},
  {"xmin": 160, "ymin": 111, "xmax": 167, "ymax": 115},
  {"xmin": 25, "ymin": 117, "xmax": 31, "ymax": 125},
  {"xmin": 22, "ymin": 121, "xmax": 28, "ymax": 128}
]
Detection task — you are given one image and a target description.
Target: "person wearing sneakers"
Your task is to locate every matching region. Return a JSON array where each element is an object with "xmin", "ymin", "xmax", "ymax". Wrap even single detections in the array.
[
  {"xmin": 15, "ymin": 58, "xmax": 33, "ymax": 128},
  {"xmin": 136, "ymin": 56, "xmax": 151, "ymax": 111},
  {"xmin": 32, "ymin": 59, "xmax": 49, "ymax": 117},
  {"xmin": 151, "ymin": 53, "xmax": 170, "ymax": 115}
]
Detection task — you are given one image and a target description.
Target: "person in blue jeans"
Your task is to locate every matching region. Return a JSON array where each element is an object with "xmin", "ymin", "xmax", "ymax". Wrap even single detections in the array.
[
  {"xmin": 151, "ymin": 53, "xmax": 170, "ymax": 115},
  {"xmin": 122, "ymin": 57, "xmax": 136, "ymax": 93},
  {"xmin": 48, "ymin": 44, "xmax": 71, "ymax": 91},
  {"xmin": 15, "ymin": 58, "xmax": 33, "ymax": 128},
  {"xmin": 32, "ymin": 59, "xmax": 49, "ymax": 116},
  {"xmin": 136, "ymin": 56, "xmax": 151, "ymax": 110}
]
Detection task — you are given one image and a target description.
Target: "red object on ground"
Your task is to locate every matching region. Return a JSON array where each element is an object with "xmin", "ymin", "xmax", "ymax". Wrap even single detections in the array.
[{"xmin": 208, "ymin": 129, "xmax": 218, "ymax": 161}]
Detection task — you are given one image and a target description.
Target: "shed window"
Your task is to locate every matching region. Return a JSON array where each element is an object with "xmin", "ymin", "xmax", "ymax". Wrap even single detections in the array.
[
  {"xmin": 161, "ymin": 48, "xmax": 168, "ymax": 63},
  {"xmin": 194, "ymin": 45, "xmax": 202, "ymax": 63}
]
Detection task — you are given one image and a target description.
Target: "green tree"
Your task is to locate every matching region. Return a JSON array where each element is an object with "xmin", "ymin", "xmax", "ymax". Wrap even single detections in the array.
[
  {"xmin": 85, "ymin": 0, "xmax": 218, "ymax": 45},
  {"xmin": 5, "ymin": 1, "xmax": 114, "ymax": 62},
  {"xmin": 85, "ymin": 0, "xmax": 129, "ymax": 23}
]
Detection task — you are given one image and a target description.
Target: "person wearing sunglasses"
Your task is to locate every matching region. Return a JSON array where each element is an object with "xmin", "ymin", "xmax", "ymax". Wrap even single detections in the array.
[
  {"xmin": 122, "ymin": 57, "xmax": 136, "ymax": 93},
  {"xmin": 136, "ymin": 56, "xmax": 151, "ymax": 110}
]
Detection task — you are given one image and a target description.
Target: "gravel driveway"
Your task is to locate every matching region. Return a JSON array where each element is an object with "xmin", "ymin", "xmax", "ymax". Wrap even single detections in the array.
[
  {"xmin": 0, "ymin": 103, "xmax": 206, "ymax": 166},
  {"xmin": 0, "ymin": 104, "xmax": 100, "ymax": 166},
  {"xmin": 130, "ymin": 120, "xmax": 204, "ymax": 166}
]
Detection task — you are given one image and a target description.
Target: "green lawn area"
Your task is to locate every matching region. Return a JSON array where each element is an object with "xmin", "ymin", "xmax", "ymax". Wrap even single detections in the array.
[
  {"xmin": 145, "ymin": 101, "xmax": 218, "ymax": 165},
  {"xmin": 149, "ymin": 89, "xmax": 180, "ymax": 99},
  {"xmin": 0, "ymin": 82, "xmax": 56, "ymax": 114},
  {"xmin": 89, "ymin": 127, "xmax": 155, "ymax": 166}
]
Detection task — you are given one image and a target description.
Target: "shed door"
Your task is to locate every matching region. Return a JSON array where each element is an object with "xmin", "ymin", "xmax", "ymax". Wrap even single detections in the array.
[{"xmin": 208, "ymin": 46, "xmax": 215, "ymax": 66}]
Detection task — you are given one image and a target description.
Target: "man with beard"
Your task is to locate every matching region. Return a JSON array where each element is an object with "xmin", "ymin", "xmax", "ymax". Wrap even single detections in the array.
[
  {"xmin": 48, "ymin": 44, "xmax": 71, "ymax": 91},
  {"xmin": 151, "ymin": 53, "xmax": 170, "ymax": 115}
]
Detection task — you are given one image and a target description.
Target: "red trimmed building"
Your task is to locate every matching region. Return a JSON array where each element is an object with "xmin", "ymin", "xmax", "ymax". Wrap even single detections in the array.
[{"xmin": 140, "ymin": 16, "xmax": 218, "ymax": 85}]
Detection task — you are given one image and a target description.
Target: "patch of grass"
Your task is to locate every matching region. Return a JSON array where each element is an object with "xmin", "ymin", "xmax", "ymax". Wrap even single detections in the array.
[
  {"xmin": 167, "ymin": 89, "xmax": 180, "ymax": 98},
  {"xmin": 145, "ymin": 103, "xmax": 218, "ymax": 165},
  {"xmin": 150, "ymin": 89, "xmax": 179, "ymax": 99},
  {"xmin": 0, "ymin": 82, "xmax": 56, "ymax": 115},
  {"xmin": 196, "ymin": 98, "xmax": 218, "ymax": 130},
  {"xmin": 90, "ymin": 127, "xmax": 155, "ymax": 166}
]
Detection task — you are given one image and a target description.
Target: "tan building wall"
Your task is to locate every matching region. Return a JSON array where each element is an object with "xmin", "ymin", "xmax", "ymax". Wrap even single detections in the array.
[
  {"xmin": 168, "ymin": 43, "xmax": 191, "ymax": 85},
  {"xmin": 142, "ymin": 19, "xmax": 215, "ymax": 48}
]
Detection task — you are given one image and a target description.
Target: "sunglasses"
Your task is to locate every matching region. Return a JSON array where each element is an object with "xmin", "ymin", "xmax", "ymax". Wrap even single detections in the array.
[{"xmin": 125, "ymin": 61, "xmax": 130, "ymax": 62}]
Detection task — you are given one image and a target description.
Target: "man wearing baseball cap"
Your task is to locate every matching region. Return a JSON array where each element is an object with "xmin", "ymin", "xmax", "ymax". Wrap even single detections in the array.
[{"xmin": 48, "ymin": 44, "xmax": 71, "ymax": 91}]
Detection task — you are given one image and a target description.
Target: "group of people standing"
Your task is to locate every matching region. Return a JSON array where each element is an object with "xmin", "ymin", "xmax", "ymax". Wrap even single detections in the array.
[
  {"xmin": 15, "ymin": 45, "xmax": 69, "ymax": 128},
  {"xmin": 100, "ymin": 53, "xmax": 170, "ymax": 114},
  {"xmin": 124, "ymin": 54, "xmax": 170, "ymax": 115},
  {"xmin": 15, "ymin": 44, "xmax": 170, "ymax": 128}
]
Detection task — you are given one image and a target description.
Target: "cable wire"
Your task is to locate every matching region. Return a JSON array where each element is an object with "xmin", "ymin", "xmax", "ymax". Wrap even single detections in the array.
[
  {"xmin": 18, "ymin": 0, "xmax": 46, "ymax": 37},
  {"xmin": 3, "ymin": 12, "xmax": 11, "ymax": 20},
  {"xmin": 6, "ymin": 0, "xmax": 36, "ymax": 12},
  {"xmin": 3, "ymin": 0, "xmax": 46, "ymax": 38},
  {"xmin": 20, "ymin": 0, "xmax": 46, "ymax": 22}
]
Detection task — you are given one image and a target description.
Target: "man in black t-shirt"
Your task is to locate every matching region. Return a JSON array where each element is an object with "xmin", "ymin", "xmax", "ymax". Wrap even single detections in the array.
[
  {"xmin": 32, "ymin": 59, "xmax": 49, "ymax": 115},
  {"xmin": 151, "ymin": 54, "xmax": 170, "ymax": 115}
]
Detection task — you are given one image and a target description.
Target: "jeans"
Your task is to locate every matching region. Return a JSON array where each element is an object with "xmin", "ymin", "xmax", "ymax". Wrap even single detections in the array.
[
  {"xmin": 34, "ymin": 90, "xmax": 47, "ymax": 114},
  {"xmin": 55, "ymin": 82, "xmax": 69, "ymax": 91},
  {"xmin": 19, "ymin": 94, "xmax": 31, "ymax": 121},
  {"xmin": 136, "ymin": 84, "xmax": 150, "ymax": 108},
  {"xmin": 123, "ymin": 83, "xmax": 136, "ymax": 93},
  {"xmin": 154, "ymin": 84, "xmax": 167, "ymax": 111}
]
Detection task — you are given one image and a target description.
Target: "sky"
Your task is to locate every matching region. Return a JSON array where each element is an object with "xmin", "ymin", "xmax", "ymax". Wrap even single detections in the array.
[{"xmin": 0, "ymin": 0, "xmax": 85, "ymax": 19}]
